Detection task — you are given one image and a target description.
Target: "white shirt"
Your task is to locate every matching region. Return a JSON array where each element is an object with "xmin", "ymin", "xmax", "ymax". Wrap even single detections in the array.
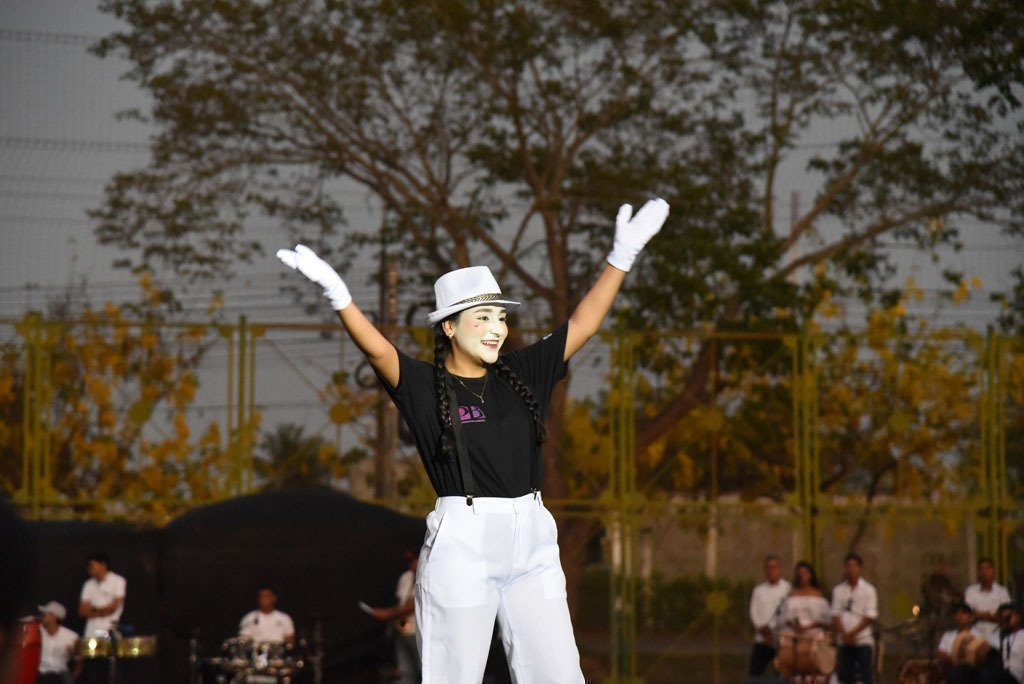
[
  {"xmin": 395, "ymin": 569, "xmax": 416, "ymax": 635},
  {"xmin": 997, "ymin": 629, "xmax": 1023, "ymax": 683},
  {"xmin": 749, "ymin": 579, "xmax": 791, "ymax": 643},
  {"xmin": 937, "ymin": 627, "xmax": 985, "ymax": 656},
  {"xmin": 964, "ymin": 582, "xmax": 1011, "ymax": 642},
  {"xmin": 937, "ymin": 629, "xmax": 956, "ymax": 656},
  {"xmin": 783, "ymin": 594, "xmax": 831, "ymax": 636},
  {"xmin": 831, "ymin": 578, "xmax": 878, "ymax": 646},
  {"xmin": 80, "ymin": 571, "xmax": 127, "ymax": 635},
  {"xmin": 239, "ymin": 609, "xmax": 294, "ymax": 642},
  {"xmin": 38, "ymin": 625, "xmax": 78, "ymax": 674}
]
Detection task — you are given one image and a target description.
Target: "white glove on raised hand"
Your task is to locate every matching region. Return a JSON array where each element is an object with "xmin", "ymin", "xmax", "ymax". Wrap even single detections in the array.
[
  {"xmin": 606, "ymin": 198, "xmax": 670, "ymax": 272},
  {"xmin": 276, "ymin": 244, "xmax": 352, "ymax": 311}
]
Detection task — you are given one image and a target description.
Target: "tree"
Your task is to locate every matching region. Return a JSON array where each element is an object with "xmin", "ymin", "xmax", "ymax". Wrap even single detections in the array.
[
  {"xmin": 257, "ymin": 422, "xmax": 339, "ymax": 490},
  {"xmin": 91, "ymin": 0, "xmax": 1024, "ymax": 608},
  {"xmin": 0, "ymin": 276, "xmax": 230, "ymax": 520}
]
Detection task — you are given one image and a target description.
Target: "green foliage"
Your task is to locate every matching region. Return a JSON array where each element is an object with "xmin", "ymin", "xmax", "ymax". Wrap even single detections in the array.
[
  {"xmin": 257, "ymin": 422, "xmax": 340, "ymax": 489},
  {"xmin": 577, "ymin": 564, "xmax": 755, "ymax": 634}
]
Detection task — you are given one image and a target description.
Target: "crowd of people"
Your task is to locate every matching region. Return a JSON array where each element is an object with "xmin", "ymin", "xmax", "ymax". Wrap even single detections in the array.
[{"xmin": 747, "ymin": 555, "xmax": 1022, "ymax": 684}]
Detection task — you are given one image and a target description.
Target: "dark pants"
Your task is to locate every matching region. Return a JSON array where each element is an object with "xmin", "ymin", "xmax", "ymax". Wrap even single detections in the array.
[
  {"xmin": 36, "ymin": 674, "xmax": 72, "ymax": 684},
  {"xmin": 748, "ymin": 642, "xmax": 777, "ymax": 676},
  {"xmin": 79, "ymin": 658, "xmax": 110, "ymax": 684},
  {"xmin": 837, "ymin": 644, "xmax": 872, "ymax": 684},
  {"xmin": 978, "ymin": 664, "xmax": 1019, "ymax": 684},
  {"xmin": 948, "ymin": 663, "xmax": 980, "ymax": 684}
]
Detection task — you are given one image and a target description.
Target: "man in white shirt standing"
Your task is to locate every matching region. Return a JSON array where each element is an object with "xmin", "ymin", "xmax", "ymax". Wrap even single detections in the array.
[
  {"xmin": 747, "ymin": 554, "xmax": 791, "ymax": 678},
  {"xmin": 78, "ymin": 552, "xmax": 127, "ymax": 636},
  {"xmin": 831, "ymin": 553, "xmax": 878, "ymax": 684},
  {"xmin": 239, "ymin": 586, "xmax": 295, "ymax": 645},
  {"xmin": 37, "ymin": 601, "xmax": 82, "ymax": 684},
  {"xmin": 368, "ymin": 553, "xmax": 420, "ymax": 684},
  {"xmin": 78, "ymin": 552, "xmax": 127, "ymax": 684},
  {"xmin": 965, "ymin": 557, "xmax": 1012, "ymax": 644}
]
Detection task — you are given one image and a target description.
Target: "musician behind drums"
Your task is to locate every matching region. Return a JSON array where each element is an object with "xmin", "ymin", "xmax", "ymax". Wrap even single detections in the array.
[
  {"xmin": 77, "ymin": 552, "xmax": 126, "ymax": 684},
  {"xmin": 238, "ymin": 586, "xmax": 295, "ymax": 646},
  {"xmin": 831, "ymin": 553, "xmax": 878, "ymax": 684},
  {"xmin": 979, "ymin": 603, "xmax": 1024, "ymax": 684},
  {"xmin": 936, "ymin": 602, "xmax": 990, "ymax": 684},
  {"xmin": 748, "ymin": 555, "xmax": 791, "ymax": 677},
  {"xmin": 777, "ymin": 561, "xmax": 833, "ymax": 682},
  {"xmin": 37, "ymin": 601, "xmax": 82, "ymax": 684}
]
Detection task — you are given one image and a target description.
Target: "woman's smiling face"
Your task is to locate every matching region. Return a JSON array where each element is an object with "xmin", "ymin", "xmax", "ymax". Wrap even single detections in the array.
[{"xmin": 444, "ymin": 305, "xmax": 508, "ymax": 368}]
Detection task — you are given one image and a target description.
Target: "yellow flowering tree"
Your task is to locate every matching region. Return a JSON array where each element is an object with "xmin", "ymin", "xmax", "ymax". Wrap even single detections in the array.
[{"xmin": 0, "ymin": 275, "xmax": 236, "ymax": 521}]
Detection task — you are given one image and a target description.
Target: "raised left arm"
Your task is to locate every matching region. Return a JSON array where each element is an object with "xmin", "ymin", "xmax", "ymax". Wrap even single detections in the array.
[{"xmin": 565, "ymin": 198, "xmax": 669, "ymax": 361}]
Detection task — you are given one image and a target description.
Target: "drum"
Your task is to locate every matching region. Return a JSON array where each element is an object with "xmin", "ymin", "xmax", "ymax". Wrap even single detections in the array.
[
  {"xmin": 12, "ymin": 617, "xmax": 41, "ymax": 684},
  {"xmin": 75, "ymin": 635, "xmax": 113, "ymax": 658},
  {"xmin": 221, "ymin": 636, "xmax": 254, "ymax": 670},
  {"xmin": 252, "ymin": 640, "xmax": 287, "ymax": 670},
  {"xmin": 898, "ymin": 658, "xmax": 946, "ymax": 684},
  {"xmin": 775, "ymin": 632, "xmax": 835, "ymax": 677},
  {"xmin": 809, "ymin": 632, "xmax": 836, "ymax": 675},
  {"xmin": 116, "ymin": 634, "xmax": 158, "ymax": 657},
  {"xmin": 951, "ymin": 630, "xmax": 992, "ymax": 666}
]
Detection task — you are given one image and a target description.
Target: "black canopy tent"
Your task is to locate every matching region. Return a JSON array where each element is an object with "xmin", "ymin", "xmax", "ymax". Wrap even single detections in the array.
[
  {"xmin": 159, "ymin": 487, "xmax": 426, "ymax": 681},
  {"xmin": 26, "ymin": 487, "xmax": 426, "ymax": 682}
]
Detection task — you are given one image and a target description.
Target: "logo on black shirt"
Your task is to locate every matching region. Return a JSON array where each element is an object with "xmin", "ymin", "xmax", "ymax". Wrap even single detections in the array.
[{"xmin": 458, "ymin": 405, "xmax": 486, "ymax": 423}]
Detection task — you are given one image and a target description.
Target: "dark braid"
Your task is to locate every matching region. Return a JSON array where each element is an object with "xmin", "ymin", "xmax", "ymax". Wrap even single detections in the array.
[
  {"xmin": 433, "ymin": 326, "xmax": 457, "ymax": 462},
  {"xmin": 492, "ymin": 358, "xmax": 548, "ymax": 446}
]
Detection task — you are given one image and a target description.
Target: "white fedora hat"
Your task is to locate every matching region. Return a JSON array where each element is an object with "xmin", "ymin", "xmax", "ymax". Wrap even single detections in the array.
[
  {"xmin": 427, "ymin": 266, "xmax": 520, "ymax": 325},
  {"xmin": 38, "ymin": 601, "xmax": 66, "ymax": 620}
]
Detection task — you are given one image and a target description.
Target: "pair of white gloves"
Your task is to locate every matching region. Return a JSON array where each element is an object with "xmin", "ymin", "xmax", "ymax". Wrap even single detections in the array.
[{"xmin": 277, "ymin": 198, "xmax": 670, "ymax": 312}]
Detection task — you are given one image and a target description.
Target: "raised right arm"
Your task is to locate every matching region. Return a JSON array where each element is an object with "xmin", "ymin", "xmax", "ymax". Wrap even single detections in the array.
[
  {"xmin": 336, "ymin": 303, "xmax": 399, "ymax": 387},
  {"xmin": 278, "ymin": 245, "xmax": 399, "ymax": 387}
]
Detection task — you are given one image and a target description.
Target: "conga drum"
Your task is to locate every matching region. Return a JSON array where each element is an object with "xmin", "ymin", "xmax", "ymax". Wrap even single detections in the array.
[
  {"xmin": 12, "ymin": 616, "xmax": 41, "ymax": 684},
  {"xmin": 951, "ymin": 631, "xmax": 992, "ymax": 667},
  {"xmin": 775, "ymin": 632, "xmax": 820, "ymax": 676},
  {"xmin": 810, "ymin": 632, "xmax": 837, "ymax": 676}
]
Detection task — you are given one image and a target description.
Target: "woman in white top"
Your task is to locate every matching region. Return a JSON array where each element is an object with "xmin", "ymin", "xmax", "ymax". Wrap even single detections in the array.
[
  {"xmin": 777, "ymin": 561, "xmax": 833, "ymax": 682},
  {"xmin": 784, "ymin": 562, "xmax": 831, "ymax": 636}
]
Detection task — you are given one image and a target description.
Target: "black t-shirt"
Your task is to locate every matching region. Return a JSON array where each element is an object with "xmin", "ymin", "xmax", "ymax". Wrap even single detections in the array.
[{"xmin": 377, "ymin": 323, "xmax": 569, "ymax": 497}]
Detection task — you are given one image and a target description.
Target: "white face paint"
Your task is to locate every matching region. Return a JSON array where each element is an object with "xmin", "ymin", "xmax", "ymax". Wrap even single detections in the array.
[{"xmin": 446, "ymin": 305, "xmax": 508, "ymax": 370}]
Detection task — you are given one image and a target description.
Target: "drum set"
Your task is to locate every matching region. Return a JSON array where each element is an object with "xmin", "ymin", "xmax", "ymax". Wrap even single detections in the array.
[
  {"xmin": 202, "ymin": 636, "xmax": 306, "ymax": 683},
  {"xmin": 74, "ymin": 628, "xmax": 158, "ymax": 683}
]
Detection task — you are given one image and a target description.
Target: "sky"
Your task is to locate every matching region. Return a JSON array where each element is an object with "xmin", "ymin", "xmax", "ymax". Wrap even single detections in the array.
[{"xmin": 0, "ymin": 1, "xmax": 1020, "ymax": 470}]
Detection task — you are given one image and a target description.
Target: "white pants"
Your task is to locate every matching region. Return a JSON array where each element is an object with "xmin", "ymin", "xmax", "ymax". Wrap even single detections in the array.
[{"xmin": 415, "ymin": 493, "xmax": 585, "ymax": 684}]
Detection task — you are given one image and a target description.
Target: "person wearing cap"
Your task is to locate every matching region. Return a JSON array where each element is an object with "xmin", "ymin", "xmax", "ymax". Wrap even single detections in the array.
[
  {"xmin": 278, "ymin": 197, "xmax": 669, "ymax": 683},
  {"xmin": 37, "ymin": 601, "xmax": 81, "ymax": 684}
]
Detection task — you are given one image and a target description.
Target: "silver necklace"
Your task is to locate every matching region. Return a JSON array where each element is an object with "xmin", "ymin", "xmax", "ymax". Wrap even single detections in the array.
[{"xmin": 452, "ymin": 371, "xmax": 488, "ymax": 403}]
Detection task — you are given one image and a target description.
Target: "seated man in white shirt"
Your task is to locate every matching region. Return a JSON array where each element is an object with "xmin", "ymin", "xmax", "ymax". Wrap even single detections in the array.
[
  {"xmin": 938, "ymin": 602, "xmax": 992, "ymax": 684},
  {"xmin": 37, "ymin": 601, "xmax": 82, "ymax": 684},
  {"xmin": 979, "ymin": 603, "xmax": 1023, "ymax": 684},
  {"xmin": 239, "ymin": 586, "xmax": 295, "ymax": 646}
]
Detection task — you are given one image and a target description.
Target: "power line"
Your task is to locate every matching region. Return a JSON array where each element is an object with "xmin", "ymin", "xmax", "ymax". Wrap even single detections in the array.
[
  {"xmin": 0, "ymin": 30, "xmax": 98, "ymax": 45},
  {"xmin": 0, "ymin": 136, "xmax": 150, "ymax": 153}
]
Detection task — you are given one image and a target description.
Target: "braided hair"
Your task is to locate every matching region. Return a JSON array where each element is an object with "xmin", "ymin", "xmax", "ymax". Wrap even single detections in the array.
[{"xmin": 432, "ymin": 315, "xmax": 547, "ymax": 462}]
